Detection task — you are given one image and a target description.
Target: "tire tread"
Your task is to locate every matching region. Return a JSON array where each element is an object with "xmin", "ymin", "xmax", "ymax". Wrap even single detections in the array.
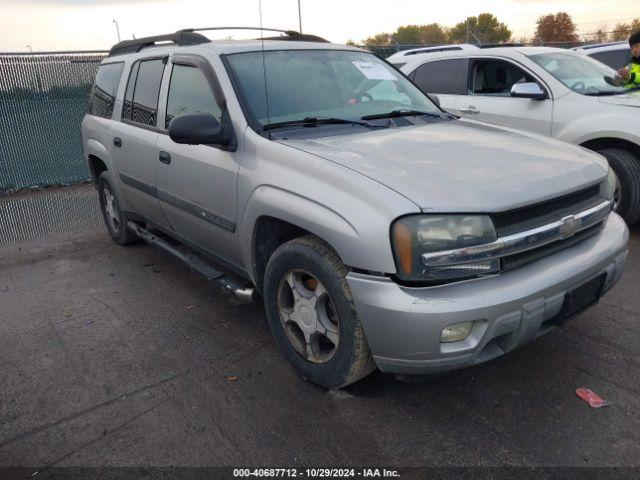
[{"xmin": 599, "ymin": 148, "xmax": 640, "ymax": 224}]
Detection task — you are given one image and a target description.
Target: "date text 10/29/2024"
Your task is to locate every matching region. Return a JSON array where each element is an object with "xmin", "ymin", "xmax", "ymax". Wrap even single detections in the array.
[{"xmin": 233, "ymin": 469, "xmax": 401, "ymax": 478}]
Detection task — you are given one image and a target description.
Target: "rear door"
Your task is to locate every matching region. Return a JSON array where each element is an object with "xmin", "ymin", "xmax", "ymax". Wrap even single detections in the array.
[
  {"xmin": 409, "ymin": 58, "xmax": 469, "ymax": 115},
  {"xmin": 110, "ymin": 57, "xmax": 168, "ymax": 227},
  {"xmin": 155, "ymin": 55, "xmax": 241, "ymax": 266},
  {"xmin": 458, "ymin": 57, "xmax": 553, "ymax": 135}
]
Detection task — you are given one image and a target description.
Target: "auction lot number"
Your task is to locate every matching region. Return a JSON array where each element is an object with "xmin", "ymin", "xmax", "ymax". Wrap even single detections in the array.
[{"xmin": 233, "ymin": 468, "xmax": 400, "ymax": 478}]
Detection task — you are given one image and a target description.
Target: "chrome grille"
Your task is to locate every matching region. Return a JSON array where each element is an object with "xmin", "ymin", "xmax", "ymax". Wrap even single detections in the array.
[
  {"xmin": 501, "ymin": 222, "xmax": 604, "ymax": 271},
  {"xmin": 491, "ymin": 185, "xmax": 602, "ymax": 237}
]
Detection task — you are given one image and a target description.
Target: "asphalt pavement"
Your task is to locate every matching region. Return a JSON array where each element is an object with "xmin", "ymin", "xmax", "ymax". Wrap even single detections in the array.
[{"xmin": 1, "ymin": 187, "xmax": 639, "ymax": 471}]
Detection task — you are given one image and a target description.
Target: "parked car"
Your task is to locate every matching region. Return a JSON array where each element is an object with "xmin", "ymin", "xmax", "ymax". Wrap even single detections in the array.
[
  {"xmin": 572, "ymin": 41, "xmax": 631, "ymax": 70},
  {"xmin": 392, "ymin": 46, "xmax": 640, "ymax": 224},
  {"xmin": 82, "ymin": 30, "xmax": 628, "ymax": 388}
]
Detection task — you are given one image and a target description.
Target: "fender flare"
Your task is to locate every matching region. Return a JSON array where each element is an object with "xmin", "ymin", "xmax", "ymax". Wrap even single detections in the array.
[
  {"xmin": 85, "ymin": 138, "xmax": 110, "ymax": 179},
  {"xmin": 240, "ymin": 185, "xmax": 360, "ymax": 282}
]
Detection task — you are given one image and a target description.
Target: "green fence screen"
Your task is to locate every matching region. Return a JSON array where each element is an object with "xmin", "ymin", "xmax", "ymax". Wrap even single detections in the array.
[{"xmin": 0, "ymin": 52, "xmax": 107, "ymax": 194}]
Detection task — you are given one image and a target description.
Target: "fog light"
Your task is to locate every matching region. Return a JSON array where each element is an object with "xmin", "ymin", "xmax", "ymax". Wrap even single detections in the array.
[{"xmin": 441, "ymin": 321, "xmax": 474, "ymax": 343}]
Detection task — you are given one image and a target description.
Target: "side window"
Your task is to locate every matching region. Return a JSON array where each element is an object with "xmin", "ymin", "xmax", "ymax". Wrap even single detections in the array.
[
  {"xmin": 412, "ymin": 59, "xmax": 469, "ymax": 95},
  {"xmin": 123, "ymin": 59, "xmax": 165, "ymax": 127},
  {"xmin": 88, "ymin": 62, "xmax": 124, "ymax": 119},
  {"xmin": 470, "ymin": 59, "xmax": 535, "ymax": 97},
  {"xmin": 122, "ymin": 62, "xmax": 139, "ymax": 121},
  {"xmin": 165, "ymin": 64, "xmax": 222, "ymax": 129},
  {"xmin": 590, "ymin": 50, "xmax": 630, "ymax": 70}
]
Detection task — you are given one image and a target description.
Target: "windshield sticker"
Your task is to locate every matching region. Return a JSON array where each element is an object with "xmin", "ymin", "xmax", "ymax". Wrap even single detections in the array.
[{"xmin": 352, "ymin": 61, "xmax": 395, "ymax": 80}]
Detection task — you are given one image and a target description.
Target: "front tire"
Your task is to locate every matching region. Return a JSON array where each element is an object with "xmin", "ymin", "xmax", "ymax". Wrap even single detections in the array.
[
  {"xmin": 98, "ymin": 171, "xmax": 138, "ymax": 245},
  {"xmin": 598, "ymin": 148, "xmax": 640, "ymax": 224},
  {"xmin": 263, "ymin": 236, "xmax": 376, "ymax": 388}
]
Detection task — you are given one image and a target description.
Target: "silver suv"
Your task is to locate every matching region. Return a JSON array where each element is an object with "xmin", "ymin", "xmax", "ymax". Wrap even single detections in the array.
[{"xmin": 82, "ymin": 29, "xmax": 629, "ymax": 388}]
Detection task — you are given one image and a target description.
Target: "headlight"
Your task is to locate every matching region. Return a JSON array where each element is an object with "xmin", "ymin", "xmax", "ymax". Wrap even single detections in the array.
[
  {"xmin": 601, "ymin": 168, "xmax": 618, "ymax": 202},
  {"xmin": 391, "ymin": 215, "xmax": 500, "ymax": 282}
]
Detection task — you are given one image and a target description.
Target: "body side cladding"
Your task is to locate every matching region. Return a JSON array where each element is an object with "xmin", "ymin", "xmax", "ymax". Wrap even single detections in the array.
[{"xmin": 119, "ymin": 173, "xmax": 237, "ymax": 233}]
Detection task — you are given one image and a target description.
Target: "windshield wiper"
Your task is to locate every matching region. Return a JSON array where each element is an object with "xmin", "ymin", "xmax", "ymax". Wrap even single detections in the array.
[
  {"xmin": 263, "ymin": 116, "xmax": 380, "ymax": 131},
  {"xmin": 361, "ymin": 109, "xmax": 442, "ymax": 120},
  {"xmin": 584, "ymin": 90, "xmax": 623, "ymax": 96}
]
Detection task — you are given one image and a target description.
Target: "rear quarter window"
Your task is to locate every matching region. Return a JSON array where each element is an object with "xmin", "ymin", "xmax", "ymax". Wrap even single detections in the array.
[
  {"xmin": 88, "ymin": 62, "xmax": 124, "ymax": 119},
  {"xmin": 412, "ymin": 58, "xmax": 469, "ymax": 95}
]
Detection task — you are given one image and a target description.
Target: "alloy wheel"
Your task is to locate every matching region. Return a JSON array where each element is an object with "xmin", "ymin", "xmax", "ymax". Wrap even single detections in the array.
[{"xmin": 277, "ymin": 269, "xmax": 340, "ymax": 364}]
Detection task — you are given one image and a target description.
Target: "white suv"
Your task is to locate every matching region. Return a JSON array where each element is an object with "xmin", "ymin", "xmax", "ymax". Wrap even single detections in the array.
[{"xmin": 392, "ymin": 46, "xmax": 640, "ymax": 224}]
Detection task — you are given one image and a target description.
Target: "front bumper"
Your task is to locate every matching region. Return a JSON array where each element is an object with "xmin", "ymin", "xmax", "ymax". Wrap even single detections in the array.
[{"xmin": 347, "ymin": 213, "xmax": 629, "ymax": 375}]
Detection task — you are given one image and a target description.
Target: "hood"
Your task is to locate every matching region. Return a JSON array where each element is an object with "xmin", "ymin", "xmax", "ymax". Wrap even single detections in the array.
[
  {"xmin": 277, "ymin": 119, "xmax": 608, "ymax": 212},
  {"xmin": 598, "ymin": 90, "xmax": 640, "ymax": 107}
]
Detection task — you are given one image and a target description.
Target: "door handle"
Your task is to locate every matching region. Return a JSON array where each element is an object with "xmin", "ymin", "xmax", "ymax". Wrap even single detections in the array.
[
  {"xmin": 459, "ymin": 106, "xmax": 480, "ymax": 114},
  {"xmin": 113, "ymin": 137, "xmax": 122, "ymax": 147},
  {"xmin": 159, "ymin": 151, "xmax": 172, "ymax": 165}
]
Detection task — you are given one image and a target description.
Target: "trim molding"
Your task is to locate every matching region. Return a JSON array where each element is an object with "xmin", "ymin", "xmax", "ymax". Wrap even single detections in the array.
[{"xmin": 119, "ymin": 173, "xmax": 235, "ymax": 233}]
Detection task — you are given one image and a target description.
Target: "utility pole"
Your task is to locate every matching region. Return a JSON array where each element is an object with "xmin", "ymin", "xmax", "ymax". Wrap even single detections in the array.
[
  {"xmin": 27, "ymin": 44, "xmax": 43, "ymax": 92},
  {"xmin": 298, "ymin": 0, "xmax": 302, "ymax": 34},
  {"xmin": 113, "ymin": 19, "xmax": 121, "ymax": 42}
]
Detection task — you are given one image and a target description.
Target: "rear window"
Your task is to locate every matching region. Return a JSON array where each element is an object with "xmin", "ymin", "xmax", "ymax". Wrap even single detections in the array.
[
  {"xmin": 88, "ymin": 62, "xmax": 124, "ymax": 119},
  {"xmin": 412, "ymin": 59, "xmax": 468, "ymax": 95},
  {"xmin": 590, "ymin": 50, "xmax": 630, "ymax": 70},
  {"xmin": 122, "ymin": 59, "xmax": 165, "ymax": 127}
]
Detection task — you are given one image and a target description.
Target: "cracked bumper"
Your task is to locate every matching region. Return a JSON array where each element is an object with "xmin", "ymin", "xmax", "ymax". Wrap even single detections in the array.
[{"xmin": 347, "ymin": 213, "xmax": 629, "ymax": 375}]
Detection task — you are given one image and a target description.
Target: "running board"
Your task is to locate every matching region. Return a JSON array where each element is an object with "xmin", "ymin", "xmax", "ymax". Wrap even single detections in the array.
[{"xmin": 126, "ymin": 222, "xmax": 257, "ymax": 303}]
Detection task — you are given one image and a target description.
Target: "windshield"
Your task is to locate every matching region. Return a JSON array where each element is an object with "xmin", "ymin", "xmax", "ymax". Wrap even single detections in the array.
[
  {"xmin": 529, "ymin": 52, "xmax": 626, "ymax": 95},
  {"xmin": 225, "ymin": 49, "xmax": 440, "ymax": 128}
]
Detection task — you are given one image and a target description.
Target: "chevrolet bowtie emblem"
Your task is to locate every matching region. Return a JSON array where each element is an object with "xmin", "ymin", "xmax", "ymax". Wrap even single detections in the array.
[{"xmin": 559, "ymin": 215, "xmax": 580, "ymax": 239}]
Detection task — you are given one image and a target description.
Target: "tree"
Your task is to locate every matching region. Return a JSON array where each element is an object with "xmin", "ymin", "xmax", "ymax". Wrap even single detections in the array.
[
  {"xmin": 393, "ymin": 24, "xmax": 448, "ymax": 45},
  {"xmin": 593, "ymin": 27, "xmax": 608, "ymax": 43},
  {"xmin": 448, "ymin": 13, "xmax": 512, "ymax": 44},
  {"xmin": 611, "ymin": 19, "xmax": 640, "ymax": 41},
  {"xmin": 534, "ymin": 12, "xmax": 578, "ymax": 43},
  {"xmin": 362, "ymin": 32, "xmax": 393, "ymax": 46}
]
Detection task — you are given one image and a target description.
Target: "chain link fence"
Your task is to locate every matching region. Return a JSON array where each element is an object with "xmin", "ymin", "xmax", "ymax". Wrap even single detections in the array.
[
  {"xmin": 0, "ymin": 52, "xmax": 107, "ymax": 195},
  {"xmin": 0, "ymin": 43, "xmax": 591, "ymax": 196}
]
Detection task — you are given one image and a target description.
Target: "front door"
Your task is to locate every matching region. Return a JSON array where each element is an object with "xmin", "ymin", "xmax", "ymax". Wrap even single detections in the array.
[
  {"xmin": 458, "ymin": 58, "xmax": 553, "ymax": 135},
  {"xmin": 155, "ymin": 59, "xmax": 241, "ymax": 267}
]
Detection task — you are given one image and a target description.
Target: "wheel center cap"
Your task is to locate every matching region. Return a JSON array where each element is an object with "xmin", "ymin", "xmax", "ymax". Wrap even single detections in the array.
[{"xmin": 298, "ymin": 305, "xmax": 315, "ymax": 329}]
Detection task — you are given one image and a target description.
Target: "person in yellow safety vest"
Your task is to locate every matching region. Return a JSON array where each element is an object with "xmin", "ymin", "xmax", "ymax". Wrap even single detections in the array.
[{"xmin": 616, "ymin": 30, "xmax": 640, "ymax": 90}]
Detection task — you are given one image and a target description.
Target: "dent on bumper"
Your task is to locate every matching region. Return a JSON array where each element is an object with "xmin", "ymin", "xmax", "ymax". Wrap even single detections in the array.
[{"xmin": 347, "ymin": 213, "xmax": 629, "ymax": 375}]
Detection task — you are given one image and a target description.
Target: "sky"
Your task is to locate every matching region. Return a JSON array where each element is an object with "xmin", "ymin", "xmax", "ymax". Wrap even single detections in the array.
[{"xmin": 0, "ymin": 0, "xmax": 637, "ymax": 52}]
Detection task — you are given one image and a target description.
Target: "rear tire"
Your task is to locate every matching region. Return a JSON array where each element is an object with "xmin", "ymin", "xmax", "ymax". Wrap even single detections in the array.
[
  {"xmin": 263, "ymin": 235, "xmax": 376, "ymax": 389},
  {"xmin": 98, "ymin": 171, "xmax": 138, "ymax": 245},
  {"xmin": 598, "ymin": 148, "xmax": 640, "ymax": 224}
]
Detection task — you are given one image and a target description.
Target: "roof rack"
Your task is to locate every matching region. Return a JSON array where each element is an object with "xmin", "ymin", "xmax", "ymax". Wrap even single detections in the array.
[
  {"xmin": 108, "ymin": 31, "xmax": 210, "ymax": 57},
  {"xmin": 180, "ymin": 27, "xmax": 328, "ymax": 43},
  {"xmin": 580, "ymin": 41, "xmax": 627, "ymax": 50},
  {"xmin": 107, "ymin": 27, "xmax": 329, "ymax": 57},
  {"xmin": 476, "ymin": 43, "xmax": 525, "ymax": 49}
]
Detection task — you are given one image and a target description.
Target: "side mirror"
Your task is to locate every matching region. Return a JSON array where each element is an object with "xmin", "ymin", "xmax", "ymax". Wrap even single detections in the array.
[
  {"xmin": 168, "ymin": 112, "xmax": 230, "ymax": 146},
  {"xmin": 428, "ymin": 94, "xmax": 441, "ymax": 108},
  {"xmin": 510, "ymin": 82, "xmax": 547, "ymax": 100}
]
